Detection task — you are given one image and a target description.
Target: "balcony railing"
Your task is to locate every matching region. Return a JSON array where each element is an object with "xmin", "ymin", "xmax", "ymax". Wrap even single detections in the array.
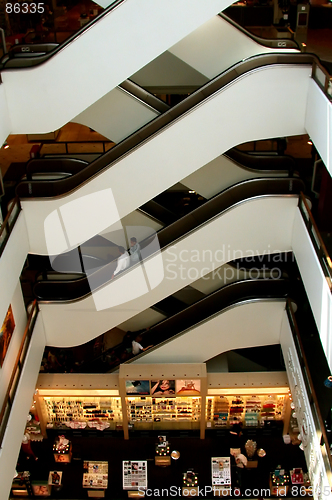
[
  {"xmin": 298, "ymin": 193, "xmax": 332, "ymax": 291},
  {"xmin": 0, "ymin": 300, "xmax": 38, "ymax": 448},
  {"xmin": 312, "ymin": 60, "xmax": 332, "ymax": 102},
  {"xmin": 286, "ymin": 298, "xmax": 332, "ymax": 477},
  {"xmin": 0, "ymin": 197, "xmax": 21, "ymax": 258}
]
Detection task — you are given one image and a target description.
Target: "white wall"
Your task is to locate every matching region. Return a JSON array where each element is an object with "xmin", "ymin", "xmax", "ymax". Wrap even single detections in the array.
[
  {"xmin": 72, "ymin": 86, "xmax": 160, "ymax": 143},
  {"xmin": 99, "ymin": 210, "xmax": 163, "ymax": 247},
  {"xmin": 22, "ymin": 64, "xmax": 311, "ymax": 255},
  {"xmin": 132, "ymin": 16, "xmax": 298, "ymax": 89},
  {"xmin": 0, "ymin": 85, "xmax": 11, "ymax": 146},
  {"xmin": 2, "ymin": 0, "xmax": 231, "ymax": 134},
  {"xmin": 0, "ymin": 283, "xmax": 27, "ymax": 408},
  {"xmin": 169, "ymin": 15, "xmax": 298, "ymax": 80},
  {"xmin": 0, "ymin": 212, "xmax": 30, "ymax": 325},
  {"xmin": 133, "ymin": 300, "xmax": 285, "ymax": 364},
  {"xmin": 0, "ymin": 315, "xmax": 46, "ymax": 498},
  {"xmin": 38, "ymin": 196, "xmax": 298, "ymax": 347},
  {"xmin": 292, "ymin": 209, "xmax": 332, "ymax": 370},
  {"xmin": 182, "ymin": 154, "xmax": 288, "ymax": 199},
  {"xmin": 305, "ymin": 79, "xmax": 332, "ymax": 177},
  {"xmin": 280, "ymin": 312, "xmax": 332, "ymax": 499}
]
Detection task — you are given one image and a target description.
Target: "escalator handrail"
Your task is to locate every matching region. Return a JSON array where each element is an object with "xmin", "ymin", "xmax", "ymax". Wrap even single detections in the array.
[
  {"xmin": 124, "ymin": 282, "xmax": 289, "ymax": 365},
  {"xmin": 16, "ymin": 52, "xmax": 324, "ymax": 200},
  {"xmin": 26, "ymin": 158, "xmax": 89, "ymax": 178},
  {"xmin": 119, "ymin": 79, "xmax": 170, "ymax": 114},
  {"xmin": 218, "ymin": 12, "xmax": 300, "ymax": 50},
  {"xmin": 224, "ymin": 147, "xmax": 297, "ymax": 173},
  {"xmin": 33, "ymin": 176, "xmax": 304, "ymax": 301},
  {"xmin": 81, "ymin": 279, "xmax": 289, "ymax": 372},
  {"xmin": 0, "ymin": 0, "xmax": 124, "ymax": 70}
]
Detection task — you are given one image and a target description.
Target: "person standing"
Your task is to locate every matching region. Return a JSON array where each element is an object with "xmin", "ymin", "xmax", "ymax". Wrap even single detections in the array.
[
  {"xmin": 129, "ymin": 237, "xmax": 141, "ymax": 264},
  {"xmin": 112, "ymin": 246, "xmax": 130, "ymax": 279}
]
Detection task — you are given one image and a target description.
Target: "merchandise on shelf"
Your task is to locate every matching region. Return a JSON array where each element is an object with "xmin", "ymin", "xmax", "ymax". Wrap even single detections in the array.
[
  {"xmin": 127, "ymin": 396, "xmax": 201, "ymax": 427},
  {"xmin": 42, "ymin": 396, "xmax": 122, "ymax": 430},
  {"xmin": 206, "ymin": 394, "xmax": 286, "ymax": 428}
]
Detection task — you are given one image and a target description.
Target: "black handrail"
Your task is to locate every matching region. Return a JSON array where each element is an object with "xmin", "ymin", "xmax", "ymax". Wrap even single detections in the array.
[
  {"xmin": 0, "ymin": 1, "xmax": 124, "ymax": 70},
  {"xmin": 286, "ymin": 298, "xmax": 332, "ymax": 474},
  {"xmin": 15, "ymin": 52, "xmax": 327, "ymax": 199},
  {"xmin": 26, "ymin": 158, "xmax": 89, "ymax": 180},
  {"xmin": 124, "ymin": 281, "xmax": 289, "ymax": 367},
  {"xmin": 225, "ymin": 148, "xmax": 297, "ymax": 173},
  {"xmin": 78, "ymin": 279, "xmax": 290, "ymax": 373},
  {"xmin": 219, "ymin": 12, "xmax": 300, "ymax": 50},
  {"xmin": 0, "ymin": 301, "xmax": 38, "ymax": 447},
  {"xmin": 298, "ymin": 193, "xmax": 332, "ymax": 290},
  {"xmin": 27, "ymin": 145, "xmax": 296, "ymax": 181},
  {"xmin": 0, "ymin": 197, "xmax": 21, "ymax": 258},
  {"xmin": 33, "ymin": 176, "xmax": 304, "ymax": 301}
]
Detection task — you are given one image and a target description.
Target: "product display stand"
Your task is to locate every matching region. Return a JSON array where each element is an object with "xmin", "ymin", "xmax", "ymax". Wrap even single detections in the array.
[
  {"xmin": 53, "ymin": 436, "xmax": 72, "ymax": 463},
  {"xmin": 82, "ymin": 461, "xmax": 108, "ymax": 498},
  {"xmin": 155, "ymin": 437, "xmax": 171, "ymax": 466},
  {"xmin": 269, "ymin": 471, "xmax": 290, "ymax": 496},
  {"xmin": 182, "ymin": 471, "xmax": 198, "ymax": 497},
  {"xmin": 211, "ymin": 457, "xmax": 231, "ymax": 496},
  {"xmin": 123, "ymin": 460, "xmax": 147, "ymax": 497}
]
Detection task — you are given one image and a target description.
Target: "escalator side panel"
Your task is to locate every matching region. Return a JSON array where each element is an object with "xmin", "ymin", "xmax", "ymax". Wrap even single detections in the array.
[{"xmin": 21, "ymin": 64, "xmax": 312, "ymax": 255}]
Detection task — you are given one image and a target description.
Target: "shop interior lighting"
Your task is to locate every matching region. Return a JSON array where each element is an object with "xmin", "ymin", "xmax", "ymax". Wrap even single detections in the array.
[
  {"xmin": 307, "ymin": 140, "xmax": 313, "ymax": 145},
  {"xmin": 2, "ymin": 142, "xmax": 9, "ymax": 149}
]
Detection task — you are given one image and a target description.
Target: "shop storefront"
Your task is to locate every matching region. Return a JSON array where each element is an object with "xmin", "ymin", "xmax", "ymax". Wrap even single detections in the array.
[{"xmin": 10, "ymin": 366, "xmax": 316, "ymax": 498}]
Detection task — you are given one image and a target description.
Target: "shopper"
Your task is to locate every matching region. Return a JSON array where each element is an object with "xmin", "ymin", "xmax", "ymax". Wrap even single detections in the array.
[
  {"xmin": 111, "ymin": 246, "xmax": 130, "ymax": 279},
  {"xmin": 132, "ymin": 335, "xmax": 153, "ymax": 355},
  {"xmin": 129, "ymin": 237, "xmax": 141, "ymax": 264}
]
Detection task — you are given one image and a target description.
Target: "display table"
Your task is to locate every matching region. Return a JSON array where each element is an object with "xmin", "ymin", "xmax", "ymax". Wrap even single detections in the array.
[
  {"xmin": 155, "ymin": 441, "xmax": 171, "ymax": 466},
  {"xmin": 211, "ymin": 457, "xmax": 231, "ymax": 496},
  {"xmin": 123, "ymin": 460, "xmax": 147, "ymax": 496},
  {"xmin": 53, "ymin": 436, "xmax": 72, "ymax": 463},
  {"xmin": 269, "ymin": 471, "xmax": 290, "ymax": 496},
  {"xmin": 182, "ymin": 471, "xmax": 198, "ymax": 496},
  {"xmin": 48, "ymin": 471, "xmax": 62, "ymax": 487},
  {"xmin": 83, "ymin": 461, "xmax": 108, "ymax": 498}
]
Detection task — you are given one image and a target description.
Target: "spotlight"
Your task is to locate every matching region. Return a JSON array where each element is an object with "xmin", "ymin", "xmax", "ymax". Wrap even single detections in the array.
[
  {"xmin": 324, "ymin": 376, "xmax": 332, "ymax": 388},
  {"xmin": 307, "ymin": 140, "xmax": 313, "ymax": 146},
  {"xmin": 3, "ymin": 142, "xmax": 9, "ymax": 149}
]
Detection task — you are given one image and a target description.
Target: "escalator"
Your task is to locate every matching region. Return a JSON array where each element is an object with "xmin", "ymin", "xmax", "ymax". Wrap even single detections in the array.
[
  {"xmin": 33, "ymin": 177, "xmax": 304, "ymax": 301},
  {"xmin": 82, "ymin": 277, "xmax": 292, "ymax": 373},
  {"xmin": 16, "ymin": 52, "xmax": 316, "ymax": 255},
  {"xmin": 126, "ymin": 281, "xmax": 291, "ymax": 367},
  {"xmin": 33, "ymin": 176, "xmax": 304, "ymax": 347},
  {"xmin": 0, "ymin": 0, "xmax": 230, "ymax": 134},
  {"xmin": 131, "ymin": 12, "xmax": 299, "ymax": 93}
]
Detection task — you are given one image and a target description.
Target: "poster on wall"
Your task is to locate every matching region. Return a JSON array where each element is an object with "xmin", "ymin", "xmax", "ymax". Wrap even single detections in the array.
[
  {"xmin": 0, "ymin": 305, "xmax": 15, "ymax": 367},
  {"xmin": 151, "ymin": 380, "xmax": 175, "ymax": 396},
  {"xmin": 176, "ymin": 379, "xmax": 201, "ymax": 395},
  {"xmin": 125, "ymin": 380, "xmax": 150, "ymax": 395}
]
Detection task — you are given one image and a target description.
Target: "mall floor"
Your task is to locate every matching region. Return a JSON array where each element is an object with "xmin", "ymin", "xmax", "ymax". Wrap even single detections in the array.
[{"xmin": 17, "ymin": 429, "xmax": 307, "ymax": 499}]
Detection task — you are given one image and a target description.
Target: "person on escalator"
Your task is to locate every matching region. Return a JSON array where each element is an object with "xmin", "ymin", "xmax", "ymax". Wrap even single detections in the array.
[
  {"xmin": 129, "ymin": 237, "xmax": 141, "ymax": 265},
  {"xmin": 111, "ymin": 246, "xmax": 130, "ymax": 279},
  {"xmin": 132, "ymin": 335, "xmax": 153, "ymax": 356}
]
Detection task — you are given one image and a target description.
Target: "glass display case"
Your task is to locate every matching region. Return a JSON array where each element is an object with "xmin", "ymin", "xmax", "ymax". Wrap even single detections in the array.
[
  {"xmin": 127, "ymin": 396, "xmax": 201, "ymax": 430},
  {"xmin": 43, "ymin": 396, "xmax": 122, "ymax": 430},
  {"xmin": 206, "ymin": 394, "xmax": 285, "ymax": 428}
]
